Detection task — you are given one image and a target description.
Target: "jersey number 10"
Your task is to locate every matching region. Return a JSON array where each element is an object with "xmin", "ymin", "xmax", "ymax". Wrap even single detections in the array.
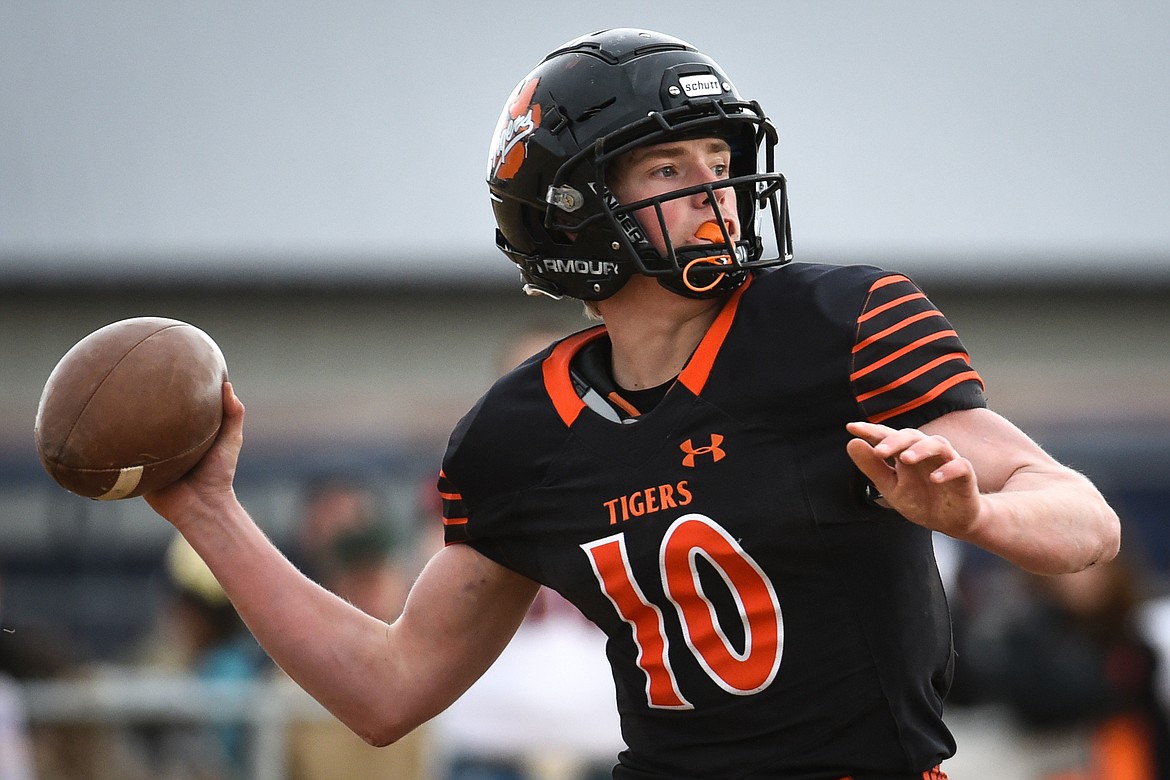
[{"xmin": 582, "ymin": 514, "xmax": 784, "ymax": 710}]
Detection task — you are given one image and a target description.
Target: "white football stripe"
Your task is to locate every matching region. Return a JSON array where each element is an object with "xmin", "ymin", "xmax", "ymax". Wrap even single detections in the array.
[{"xmin": 97, "ymin": 465, "xmax": 144, "ymax": 500}]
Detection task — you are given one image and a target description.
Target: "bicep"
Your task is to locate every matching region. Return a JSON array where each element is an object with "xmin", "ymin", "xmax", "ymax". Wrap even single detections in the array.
[{"xmin": 386, "ymin": 543, "xmax": 540, "ymax": 724}]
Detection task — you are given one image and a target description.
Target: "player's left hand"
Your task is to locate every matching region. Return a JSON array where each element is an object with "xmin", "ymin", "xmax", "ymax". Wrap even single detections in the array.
[{"xmin": 845, "ymin": 420, "xmax": 983, "ymax": 539}]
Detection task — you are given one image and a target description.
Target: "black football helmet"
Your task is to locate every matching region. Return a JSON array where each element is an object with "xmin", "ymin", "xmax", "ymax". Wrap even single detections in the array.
[{"xmin": 487, "ymin": 28, "xmax": 792, "ymax": 301}]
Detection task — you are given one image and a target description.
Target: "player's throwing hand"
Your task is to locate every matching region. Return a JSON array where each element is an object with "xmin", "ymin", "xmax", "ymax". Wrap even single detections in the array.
[{"xmin": 145, "ymin": 383, "xmax": 245, "ymax": 529}]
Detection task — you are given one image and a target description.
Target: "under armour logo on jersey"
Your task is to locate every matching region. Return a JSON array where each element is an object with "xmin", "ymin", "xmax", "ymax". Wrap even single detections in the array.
[{"xmin": 680, "ymin": 434, "xmax": 726, "ymax": 467}]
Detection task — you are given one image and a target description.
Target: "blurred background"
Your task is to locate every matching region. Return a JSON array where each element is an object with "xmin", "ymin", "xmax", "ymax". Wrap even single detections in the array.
[{"xmin": 1, "ymin": 1, "xmax": 1168, "ymax": 778}]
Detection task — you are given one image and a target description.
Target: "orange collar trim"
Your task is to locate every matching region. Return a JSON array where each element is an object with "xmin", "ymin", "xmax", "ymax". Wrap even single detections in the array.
[
  {"xmin": 542, "ymin": 277, "xmax": 751, "ymax": 427},
  {"xmin": 677, "ymin": 275, "xmax": 751, "ymax": 396},
  {"xmin": 543, "ymin": 326, "xmax": 607, "ymax": 427}
]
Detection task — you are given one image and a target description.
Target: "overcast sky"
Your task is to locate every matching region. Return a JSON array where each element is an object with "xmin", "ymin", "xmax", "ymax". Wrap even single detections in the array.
[{"xmin": 2, "ymin": 1, "xmax": 1168, "ymax": 283}]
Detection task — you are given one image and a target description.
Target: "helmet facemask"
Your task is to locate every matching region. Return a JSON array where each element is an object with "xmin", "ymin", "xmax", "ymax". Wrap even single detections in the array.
[
  {"xmin": 488, "ymin": 28, "xmax": 794, "ymax": 303},
  {"xmin": 544, "ymin": 99, "xmax": 792, "ymax": 300}
]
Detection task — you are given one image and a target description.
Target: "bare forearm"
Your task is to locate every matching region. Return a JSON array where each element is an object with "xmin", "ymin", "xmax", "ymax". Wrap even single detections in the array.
[
  {"xmin": 173, "ymin": 498, "xmax": 423, "ymax": 742},
  {"xmin": 140, "ymin": 385, "xmax": 522, "ymax": 744},
  {"xmin": 163, "ymin": 495, "xmax": 538, "ymax": 746},
  {"xmin": 960, "ymin": 468, "xmax": 1120, "ymax": 575},
  {"xmin": 849, "ymin": 411, "xmax": 1121, "ymax": 577}
]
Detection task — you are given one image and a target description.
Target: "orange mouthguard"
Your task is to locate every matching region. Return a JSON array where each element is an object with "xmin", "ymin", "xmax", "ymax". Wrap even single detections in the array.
[{"xmin": 694, "ymin": 221, "xmax": 724, "ymax": 243}]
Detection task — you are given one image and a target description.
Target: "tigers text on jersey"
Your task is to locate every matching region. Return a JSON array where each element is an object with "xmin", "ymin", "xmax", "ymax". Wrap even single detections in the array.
[{"xmin": 439, "ymin": 264, "xmax": 986, "ymax": 780}]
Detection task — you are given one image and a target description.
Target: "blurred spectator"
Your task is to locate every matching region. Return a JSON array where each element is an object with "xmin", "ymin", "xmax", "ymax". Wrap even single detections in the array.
[
  {"xmin": 434, "ymin": 586, "xmax": 622, "ymax": 780},
  {"xmin": 2, "ymin": 567, "xmax": 143, "ymax": 780},
  {"xmin": 0, "ymin": 674, "xmax": 35, "ymax": 780},
  {"xmin": 432, "ymin": 322, "xmax": 624, "ymax": 780},
  {"xmin": 963, "ymin": 554, "xmax": 1170, "ymax": 779},
  {"xmin": 284, "ymin": 478, "xmax": 431, "ymax": 780},
  {"xmin": 935, "ymin": 536, "xmax": 1018, "ymax": 707},
  {"xmin": 290, "ymin": 476, "xmax": 383, "ymax": 582},
  {"xmin": 319, "ymin": 521, "xmax": 410, "ymax": 622},
  {"xmin": 129, "ymin": 535, "xmax": 269, "ymax": 780},
  {"xmin": 0, "ymin": 574, "xmax": 36, "ymax": 780}
]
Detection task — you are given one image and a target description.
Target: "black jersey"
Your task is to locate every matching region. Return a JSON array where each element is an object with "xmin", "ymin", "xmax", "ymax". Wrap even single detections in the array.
[{"xmin": 439, "ymin": 264, "xmax": 986, "ymax": 780}]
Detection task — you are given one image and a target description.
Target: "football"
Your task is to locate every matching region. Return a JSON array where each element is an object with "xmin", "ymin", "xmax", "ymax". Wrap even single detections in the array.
[{"xmin": 34, "ymin": 317, "xmax": 229, "ymax": 500}]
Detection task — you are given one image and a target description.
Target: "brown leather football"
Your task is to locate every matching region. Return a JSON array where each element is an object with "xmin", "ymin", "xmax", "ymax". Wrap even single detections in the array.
[{"xmin": 34, "ymin": 317, "xmax": 228, "ymax": 500}]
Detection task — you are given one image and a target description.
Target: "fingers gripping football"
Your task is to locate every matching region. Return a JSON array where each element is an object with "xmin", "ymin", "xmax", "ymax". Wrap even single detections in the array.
[
  {"xmin": 845, "ymin": 421, "xmax": 982, "ymax": 538},
  {"xmin": 144, "ymin": 382, "xmax": 245, "ymax": 528}
]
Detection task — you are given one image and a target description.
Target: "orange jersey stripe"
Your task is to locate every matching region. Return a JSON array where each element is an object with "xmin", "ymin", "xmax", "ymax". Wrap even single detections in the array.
[
  {"xmin": 864, "ymin": 273, "xmax": 912, "ymax": 292},
  {"xmin": 867, "ymin": 371, "xmax": 983, "ymax": 424},
  {"xmin": 852, "ymin": 308, "xmax": 946, "ymax": 354},
  {"xmin": 856, "ymin": 290, "xmax": 927, "ymax": 324},
  {"xmin": 850, "ymin": 330, "xmax": 958, "ymax": 381},
  {"xmin": 854, "ymin": 352, "xmax": 971, "ymax": 403},
  {"xmin": 437, "ymin": 469, "xmax": 470, "ymax": 532}
]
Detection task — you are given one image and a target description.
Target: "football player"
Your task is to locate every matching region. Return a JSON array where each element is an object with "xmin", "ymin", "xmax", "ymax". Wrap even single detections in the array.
[{"xmin": 146, "ymin": 28, "xmax": 1120, "ymax": 780}]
